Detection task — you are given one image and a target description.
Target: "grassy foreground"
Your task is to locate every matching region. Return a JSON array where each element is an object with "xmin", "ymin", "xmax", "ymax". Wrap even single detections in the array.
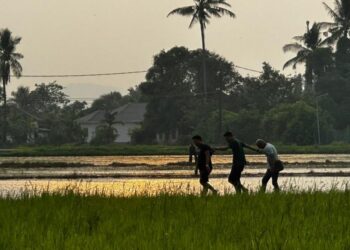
[
  {"xmin": 0, "ymin": 192, "xmax": 349, "ymax": 249},
  {"xmin": 1, "ymin": 143, "xmax": 350, "ymax": 156}
]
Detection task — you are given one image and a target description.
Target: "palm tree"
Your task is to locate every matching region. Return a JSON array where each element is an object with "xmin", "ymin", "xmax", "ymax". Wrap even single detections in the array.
[
  {"xmin": 321, "ymin": 0, "xmax": 350, "ymax": 66},
  {"xmin": 0, "ymin": 29, "xmax": 23, "ymax": 144},
  {"xmin": 321, "ymin": 0, "xmax": 350, "ymax": 45},
  {"xmin": 167, "ymin": 0, "xmax": 235, "ymax": 98},
  {"xmin": 283, "ymin": 22, "xmax": 331, "ymax": 89}
]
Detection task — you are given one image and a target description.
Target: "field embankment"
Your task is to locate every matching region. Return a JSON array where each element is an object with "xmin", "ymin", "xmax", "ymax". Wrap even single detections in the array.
[{"xmin": 1, "ymin": 143, "xmax": 350, "ymax": 156}]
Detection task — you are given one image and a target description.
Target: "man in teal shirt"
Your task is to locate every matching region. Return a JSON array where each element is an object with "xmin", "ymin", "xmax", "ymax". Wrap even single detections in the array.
[{"xmin": 215, "ymin": 131, "xmax": 258, "ymax": 193}]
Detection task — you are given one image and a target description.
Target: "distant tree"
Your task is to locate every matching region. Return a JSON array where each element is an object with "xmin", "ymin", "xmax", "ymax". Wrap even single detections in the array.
[
  {"xmin": 322, "ymin": 0, "xmax": 350, "ymax": 67},
  {"xmin": 90, "ymin": 112, "xmax": 118, "ymax": 145},
  {"xmin": 167, "ymin": 0, "xmax": 236, "ymax": 98},
  {"xmin": 262, "ymin": 101, "xmax": 334, "ymax": 145},
  {"xmin": 193, "ymin": 109, "xmax": 238, "ymax": 143},
  {"xmin": 139, "ymin": 47, "xmax": 194, "ymax": 142},
  {"xmin": 119, "ymin": 86, "xmax": 145, "ymax": 105},
  {"xmin": 0, "ymin": 29, "xmax": 23, "ymax": 144},
  {"xmin": 0, "ymin": 85, "xmax": 3, "ymax": 102},
  {"xmin": 283, "ymin": 22, "xmax": 332, "ymax": 89},
  {"xmin": 46, "ymin": 101, "xmax": 87, "ymax": 145},
  {"xmin": 322, "ymin": 0, "xmax": 350, "ymax": 44},
  {"xmin": 29, "ymin": 82, "xmax": 69, "ymax": 117},
  {"xmin": 9, "ymin": 83, "xmax": 86, "ymax": 145},
  {"xmin": 90, "ymin": 92, "xmax": 122, "ymax": 112},
  {"xmin": 232, "ymin": 63, "xmax": 303, "ymax": 112},
  {"xmin": 316, "ymin": 71, "xmax": 350, "ymax": 129},
  {"xmin": 137, "ymin": 47, "xmax": 240, "ymax": 143},
  {"xmin": 11, "ymin": 86, "xmax": 31, "ymax": 109}
]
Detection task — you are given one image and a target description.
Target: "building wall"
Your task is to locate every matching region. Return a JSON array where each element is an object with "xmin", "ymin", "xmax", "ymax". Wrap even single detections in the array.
[{"xmin": 80, "ymin": 123, "xmax": 141, "ymax": 143}]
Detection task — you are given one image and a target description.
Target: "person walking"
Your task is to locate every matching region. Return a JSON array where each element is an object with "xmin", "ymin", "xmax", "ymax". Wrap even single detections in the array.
[
  {"xmin": 192, "ymin": 135, "xmax": 218, "ymax": 195},
  {"xmin": 256, "ymin": 139, "xmax": 284, "ymax": 192},
  {"xmin": 215, "ymin": 132, "xmax": 257, "ymax": 193}
]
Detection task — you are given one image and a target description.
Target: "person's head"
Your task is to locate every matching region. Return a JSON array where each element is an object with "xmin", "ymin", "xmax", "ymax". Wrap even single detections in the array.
[
  {"xmin": 256, "ymin": 139, "xmax": 267, "ymax": 149},
  {"xmin": 192, "ymin": 135, "xmax": 203, "ymax": 147},
  {"xmin": 223, "ymin": 131, "xmax": 234, "ymax": 143}
]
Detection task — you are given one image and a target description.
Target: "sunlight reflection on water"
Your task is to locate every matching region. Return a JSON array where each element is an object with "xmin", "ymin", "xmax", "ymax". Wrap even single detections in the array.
[{"xmin": 0, "ymin": 177, "xmax": 348, "ymax": 198}]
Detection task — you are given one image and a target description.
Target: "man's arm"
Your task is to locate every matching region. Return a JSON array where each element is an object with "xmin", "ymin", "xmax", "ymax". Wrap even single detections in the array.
[
  {"xmin": 213, "ymin": 146, "xmax": 229, "ymax": 151},
  {"xmin": 242, "ymin": 143, "xmax": 260, "ymax": 153}
]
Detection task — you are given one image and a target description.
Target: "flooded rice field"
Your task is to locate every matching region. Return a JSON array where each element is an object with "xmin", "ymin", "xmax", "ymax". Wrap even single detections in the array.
[
  {"xmin": 0, "ymin": 154, "xmax": 349, "ymax": 196},
  {"xmin": 1, "ymin": 154, "xmax": 350, "ymax": 166}
]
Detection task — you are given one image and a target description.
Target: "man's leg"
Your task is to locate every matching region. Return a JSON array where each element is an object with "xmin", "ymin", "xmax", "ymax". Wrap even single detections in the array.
[
  {"xmin": 229, "ymin": 166, "xmax": 247, "ymax": 193},
  {"xmin": 271, "ymin": 171, "xmax": 280, "ymax": 192},
  {"xmin": 261, "ymin": 169, "xmax": 272, "ymax": 192},
  {"xmin": 200, "ymin": 169, "xmax": 217, "ymax": 195}
]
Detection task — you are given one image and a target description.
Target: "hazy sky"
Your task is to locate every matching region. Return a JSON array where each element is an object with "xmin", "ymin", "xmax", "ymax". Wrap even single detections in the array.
[{"xmin": 1, "ymin": 0, "xmax": 334, "ymax": 103}]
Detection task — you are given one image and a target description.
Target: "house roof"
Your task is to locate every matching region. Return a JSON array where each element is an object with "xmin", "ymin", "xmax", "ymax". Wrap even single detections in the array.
[{"xmin": 76, "ymin": 103, "xmax": 147, "ymax": 124}]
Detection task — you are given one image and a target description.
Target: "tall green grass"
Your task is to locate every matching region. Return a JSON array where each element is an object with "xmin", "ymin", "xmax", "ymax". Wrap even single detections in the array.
[{"xmin": 0, "ymin": 191, "xmax": 349, "ymax": 249}]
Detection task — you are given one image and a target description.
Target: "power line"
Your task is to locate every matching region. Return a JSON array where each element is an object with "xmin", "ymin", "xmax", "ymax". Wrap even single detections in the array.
[
  {"xmin": 10, "ymin": 64, "xmax": 262, "ymax": 78},
  {"xmin": 14, "ymin": 70, "xmax": 148, "ymax": 78},
  {"xmin": 235, "ymin": 65, "xmax": 263, "ymax": 74},
  {"xmin": 9, "ymin": 91, "xmax": 219, "ymax": 103}
]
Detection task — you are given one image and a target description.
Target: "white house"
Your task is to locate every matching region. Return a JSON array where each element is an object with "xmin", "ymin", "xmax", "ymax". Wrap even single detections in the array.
[{"xmin": 76, "ymin": 103, "xmax": 147, "ymax": 143}]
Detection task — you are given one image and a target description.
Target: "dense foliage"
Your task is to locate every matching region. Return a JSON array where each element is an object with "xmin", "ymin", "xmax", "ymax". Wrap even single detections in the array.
[{"xmin": 134, "ymin": 47, "xmax": 347, "ymax": 145}]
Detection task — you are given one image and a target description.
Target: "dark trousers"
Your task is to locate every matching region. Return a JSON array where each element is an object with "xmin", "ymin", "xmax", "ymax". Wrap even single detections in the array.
[
  {"xmin": 199, "ymin": 166, "xmax": 212, "ymax": 186},
  {"xmin": 262, "ymin": 169, "xmax": 279, "ymax": 190},
  {"xmin": 229, "ymin": 164, "xmax": 246, "ymax": 193}
]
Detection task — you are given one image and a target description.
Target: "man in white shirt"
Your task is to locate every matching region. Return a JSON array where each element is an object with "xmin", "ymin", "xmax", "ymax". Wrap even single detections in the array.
[{"xmin": 256, "ymin": 139, "xmax": 282, "ymax": 192}]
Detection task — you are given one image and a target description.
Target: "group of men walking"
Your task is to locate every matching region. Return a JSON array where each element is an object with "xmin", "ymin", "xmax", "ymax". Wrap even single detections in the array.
[{"xmin": 190, "ymin": 131, "xmax": 284, "ymax": 195}]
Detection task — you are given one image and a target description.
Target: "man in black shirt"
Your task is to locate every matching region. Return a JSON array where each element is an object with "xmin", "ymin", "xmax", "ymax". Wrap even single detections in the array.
[
  {"xmin": 192, "ymin": 135, "xmax": 218, "ymax": 195},
  {"xmin": 215, "ymin": 131, "xmax": 258, "ymax": 193}
]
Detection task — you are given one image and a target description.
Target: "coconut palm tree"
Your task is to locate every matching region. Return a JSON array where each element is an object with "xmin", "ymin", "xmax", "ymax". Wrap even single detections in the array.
[
  {"xmin": 0, "ymin": 29, "xmax": 23, "ymax": 144},
  {"xmin": 321, "ymin": 0, "xmax": 350, "ymax": 66},
  {"xmin": 283, "ymin": 22, "xmax": 331, "ymax": 89},
  {"xmin": 321, "ymin": 0, "xmax": 350, "ymax": 45},
  {"xmin": 167, "ymin": 0, "xmax": 235, "ymax": 98}
]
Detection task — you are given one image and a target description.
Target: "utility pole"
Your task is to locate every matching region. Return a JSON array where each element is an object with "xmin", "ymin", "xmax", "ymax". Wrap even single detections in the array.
[
  {"xmin": 218, "ymin": 81, "xmax": 223, "ymax": 141},
  {"xmin": 316, "ymin": 98, "xmax": 321, "ymax": 145},
  {"xmin": 315, "ymin": 93, "xmax": 328, "ymax": 145}
]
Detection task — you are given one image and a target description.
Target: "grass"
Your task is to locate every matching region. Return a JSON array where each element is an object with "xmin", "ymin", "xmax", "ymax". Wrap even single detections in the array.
[
  {"xmin": 1, "ymin": 143, "xmax": 350, "ymax": 156},
  {"xmin": 0, "ymin": 191, "xmax": 349, "ymax": 249}
]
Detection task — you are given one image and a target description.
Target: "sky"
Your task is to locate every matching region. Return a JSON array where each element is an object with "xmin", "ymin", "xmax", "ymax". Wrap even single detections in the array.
[{"xmin": 0, "ymin": 0, "xmax": 334, "ymax": 103}]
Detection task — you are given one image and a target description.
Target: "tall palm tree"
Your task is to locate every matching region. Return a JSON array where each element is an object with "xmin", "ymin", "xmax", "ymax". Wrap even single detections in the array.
[
  {"xmin": 167, "ymin": 0, "xmax": 235, "ymax": 98},
  {"xmin": 321, "ymin": 0, "xmax": 350, "ymax": 44},
  {"xmin": 0, "ymin": 29, "xmax": 23, "ymax": 144},
  {"xmin": 283, "ymin": 22, "xmax": 330, "ymax": 89}
]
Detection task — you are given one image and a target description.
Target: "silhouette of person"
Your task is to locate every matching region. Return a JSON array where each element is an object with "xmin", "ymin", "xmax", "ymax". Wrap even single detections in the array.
[
  {"xmin": 214, "ymin": 131, "xmax": 258, "ymax": 193},
  {"xmin": 192, "ymin": 135, "xmax": 218, "ymax": 195},
  {"xmin": 256, "ymin": 139, "xmax": 283, "ymax": 192}
]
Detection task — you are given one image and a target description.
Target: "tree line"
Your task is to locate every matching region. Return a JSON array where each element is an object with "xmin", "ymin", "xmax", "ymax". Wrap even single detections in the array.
[{"xmin": 1, "ymin": 0, "xmax": 350, "ymax": 146}]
